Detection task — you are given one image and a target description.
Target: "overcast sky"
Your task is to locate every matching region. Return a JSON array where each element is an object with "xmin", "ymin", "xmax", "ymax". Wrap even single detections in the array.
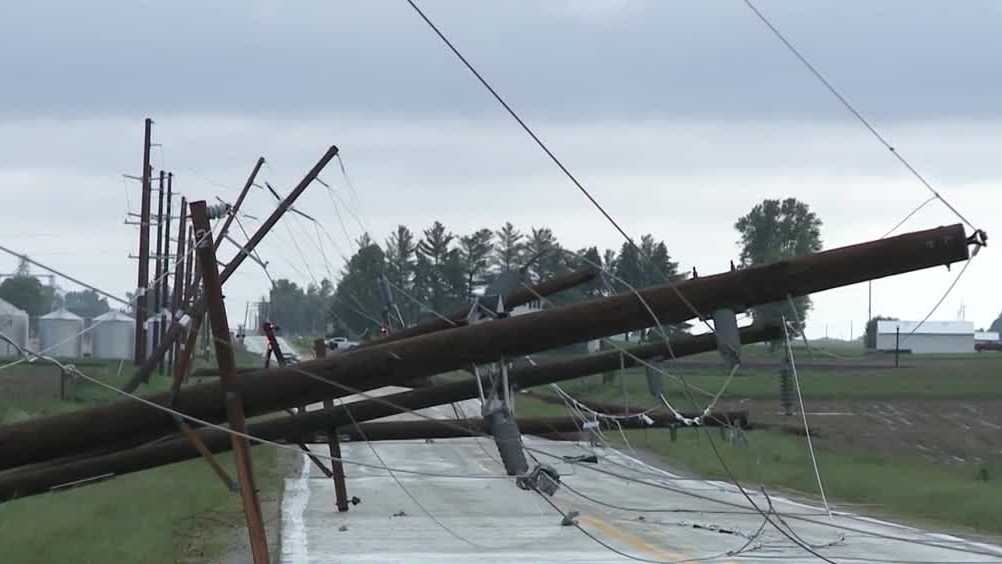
[{"xmin": 1, "ymin": 0, "xmax": 999, "ymax": 339}]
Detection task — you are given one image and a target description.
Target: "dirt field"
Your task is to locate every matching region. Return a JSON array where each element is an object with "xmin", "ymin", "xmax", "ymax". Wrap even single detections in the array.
[{"xmin": 732, "ymin": 397, "xmax": 1002, "ymax": 465}]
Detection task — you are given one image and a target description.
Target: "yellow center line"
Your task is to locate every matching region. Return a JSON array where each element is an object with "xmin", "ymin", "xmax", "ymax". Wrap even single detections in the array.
[{"xmin": 577, "ymin": 513, "xmax": 741, "ymax": 564}]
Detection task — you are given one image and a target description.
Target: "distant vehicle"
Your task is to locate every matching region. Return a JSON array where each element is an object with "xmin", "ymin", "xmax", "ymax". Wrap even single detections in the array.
[
  {"xmin": 326, "ymin": 337, "xmax": 359, "ymax": 353},
  {"xmin": 975, "ymin": 341, "xmax": 1002, "ymax": 352}
]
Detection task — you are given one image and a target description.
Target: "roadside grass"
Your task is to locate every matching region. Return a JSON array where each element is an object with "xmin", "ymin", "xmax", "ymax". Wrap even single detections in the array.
[
  {"xmin": 546, "ymin": 352, "xmax": 1002, "ymax": 405},
  {"xmin": 515, "ymin": 392, "xmax": 1002, "ymax": 536},
  {"xmin": 621, "ymin": 426, "xmax": 1002, "ymax": 536},
  {"xmin": 0, "ymin": 448, "xmax": 281, "ymax": 564},
  {"xmin": 0, "ymin": 343, "xmax": 285, "ymax": 563}
]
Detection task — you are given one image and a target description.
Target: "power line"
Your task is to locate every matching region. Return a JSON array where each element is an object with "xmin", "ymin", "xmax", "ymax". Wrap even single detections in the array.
[{"xmin": 742, "ymin": 0, "xmax": 978, "ymax": 233}]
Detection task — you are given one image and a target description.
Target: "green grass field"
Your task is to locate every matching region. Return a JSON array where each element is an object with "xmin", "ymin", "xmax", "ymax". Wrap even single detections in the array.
[
  {"xmin": 0, "ymin": 448, "xmax": 282, "ymax": 564},
  {"xmin": 514, "ymin": 350, "xmax": 1002, "ymax": 537},
  {"xmin": 620, "ymin": 425, "xmax": 1002, "ymax": 535},
  {"xmin": 0, "ymin": 347, "xmax": 286, "ymax": 563},
  {"xmin": 548, "ymin": 350, "xmax": 1002, "ymax": 405}
]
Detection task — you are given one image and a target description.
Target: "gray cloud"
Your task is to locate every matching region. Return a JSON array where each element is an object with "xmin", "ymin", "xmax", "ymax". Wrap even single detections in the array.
[
  {"xmin": 1, "ymin": 2, "xmax": 999, "ymax": 338},
  {"xmin": 0, "ymin": 115, "xmax": 997, "ymax": 336},
  {"xmin": 3, "ymin": 1, "xmax": 1001, "ymax": 119}
]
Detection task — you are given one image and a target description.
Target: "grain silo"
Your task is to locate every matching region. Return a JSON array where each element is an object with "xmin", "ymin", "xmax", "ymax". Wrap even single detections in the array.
[
  {"xmin": 91, "ymin": 310, "xmax": 135, "ymax": 360},
  {"xmin": 39, "ymin": 308, "xmax": 84, "ymax": 358},
  {"xmin": 0, "ymin": 298, "xmax": 29, "ymax": 357}
]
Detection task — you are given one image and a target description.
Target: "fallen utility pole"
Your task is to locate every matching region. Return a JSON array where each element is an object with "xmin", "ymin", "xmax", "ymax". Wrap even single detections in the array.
[
  {"xmin": 0, "ymin": 324, "xmax": 779, "ymax": 498},
  {"xmin": 213, "ymin": 157, "xmax": 265, "ymax": 254},
  {"xmin": 191, "ymin": 201, "xmax": 270, "ymax": 564},
  {"xmin": 187, "ymin": 268, "xmax": 601, "ymax": 380},
  {"xmin": 296, "ymin": 412, "xmax": 748, "ymax": 444},
  {"xmin": 123, "ymin": 147, "xmax": 337, "ymax": 392},
  {"xmin": 358, "ymin": 266, "xmax": 598, "ymax": 349},
  {"xmin": 169, "ymin": 197, "xmax": 188, "ymax": 378},
  {"xmin": 0, "ymin": 224, "xmax": 971, "ymax": 471}
]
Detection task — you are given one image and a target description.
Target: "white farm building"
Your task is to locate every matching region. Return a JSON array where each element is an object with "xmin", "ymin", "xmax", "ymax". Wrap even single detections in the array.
[{"xmin": 875, "ymin": 320, "xmax": 974, "ymax": 354}]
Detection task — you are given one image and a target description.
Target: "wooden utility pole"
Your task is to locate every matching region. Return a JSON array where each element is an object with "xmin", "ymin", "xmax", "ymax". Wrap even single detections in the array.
[
  {"xmin": 169, "ymin": 197, "xmax": 187, "ymax": 379},
  {"xmin": 314, "ymin": 339, "xmax": 350, "ymax": 511},
  {"xmin": 134, "ymin": 118, "xmax": 153, "ymax": 365},
  {"xmin": 213, "ymin": 157, "xmax": 265, "ymax": 254},
  {"xmin": 0, "ymin": 325, "xmax": 776, "ymax": 500},
  {"xmin": 152, "ymin": 170, "xmax": 166, "ymax": 377},
  {"xmin": 0, "ymin": 224, "xmax": 973, "ymax": 471},
  {"xmin": 125, "ymin": 148, "xmax": 337, "ymax": 392},
  {"xmin": 191, "ymin": 201, "xmax": 270, "ymax": 564},
  {"xmin": 161, "ymin": 172, "xmax": 173, "ymax": 376}
]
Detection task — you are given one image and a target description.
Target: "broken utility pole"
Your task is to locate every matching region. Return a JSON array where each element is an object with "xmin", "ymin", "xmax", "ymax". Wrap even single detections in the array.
[
  {"xmin": 191, "ymin": 201, "xmax": 270, "ymax": 564},
  {"xmin": 0, "ymin": 324, "xmax": 775, "ymax": 500},
  {"xmin": 0, "ymin": 224, "xmax": 973, "ymax": 472},
  {"xmin": 123, "ymin": 147, "xmax": 337, "ymax": 392},
  {"xmin": 300, "ymin": 412, "xmax": 748, "ymax": 444},
  {"xmin": 359, "ymin": 265, "xmax": 598, "ymax": 349}
]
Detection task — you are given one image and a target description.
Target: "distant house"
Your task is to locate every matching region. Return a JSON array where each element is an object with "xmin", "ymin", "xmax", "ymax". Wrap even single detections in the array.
[{"xmin": 875, "ymin": 320, "xmax": 974, "ymax": 354}]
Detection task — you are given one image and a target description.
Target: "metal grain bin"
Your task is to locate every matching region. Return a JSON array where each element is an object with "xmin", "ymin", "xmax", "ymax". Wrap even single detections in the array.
[
  {"xmin": 0, "ymin": 298, "xmax": 29, "ymax": 358},
  {"xmin": 39, "ymin": 308, "xmax": 84, "ymax": 358},
  {"xmin": 91, "ymin": 310, "xmax": 135, "ymax": 360}
]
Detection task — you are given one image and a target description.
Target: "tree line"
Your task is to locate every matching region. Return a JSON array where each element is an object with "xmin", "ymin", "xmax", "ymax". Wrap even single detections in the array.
[
  {"xmin": 261, "ymin": 221, "xmax": 682, "ymax": 336},
  {"xmin": 0, "ymin": 259, "xmax": 111, "ymax": 328},
  {"xmin": 262, "ymin": 197, "xmax": 825, "ymax": 340}
]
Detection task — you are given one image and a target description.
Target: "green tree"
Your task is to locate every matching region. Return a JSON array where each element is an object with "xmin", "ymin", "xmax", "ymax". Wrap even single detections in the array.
[
  {"xmin": 266, "ymin": 279, "xmax": 308, "ymax": 333},
  {"xmin": 385, "ymin": 225, "xmax": 418, "ymax": 322},
  {"xmin": 864, "ymin": 315, "xmax": 897, "ymax": 349},
  {"xmin": 524, "ymin": 227, "xmax": 565, "ymax": 283},
  {"xmin": 989, "ymin": 311, "xmax": 1002, "ymax": 334},
  {"xmin": 0, "ymin": 271, "xmax": 58, "ymax": 317},
  {"xmin": 578, "ymin": 246, "xmax": 604, "ymax": 297},
  {"xmin": 735, "ymin": 197, "xmax": 823, "ymax": 333},
  {"xmin": 64, "ymin": 289, "xmax": 111, "ymax": 319},
  {"xmin": 493, "ymin": 222, "xmax": 525, "ymax": 273},
  {"xmin": 415, "ymin": 222, "xmax": 457, "ymax": 314},
  {"xmin": 459, "ymin": 228, "xmax": 493, "ymax": 298},
  {"xmin": 613, "ymin": 241, "xmax": 643, "ymax": 290},
  {"xmin": 332, "ymin": 235, "xmax": 386, "ymax": 335}
]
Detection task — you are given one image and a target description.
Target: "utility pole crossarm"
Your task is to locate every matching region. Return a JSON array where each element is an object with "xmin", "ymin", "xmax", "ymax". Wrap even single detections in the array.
[{"xmin": 123, "ymin": 146, "xmax": 338, "ymax": 392}]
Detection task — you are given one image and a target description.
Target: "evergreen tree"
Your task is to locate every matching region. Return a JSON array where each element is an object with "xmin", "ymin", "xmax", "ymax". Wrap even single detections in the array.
[
  {"xmin": 385, "ymin": 225, "xmax": 417, "ymax": 322},
  {"xmin": 459, "ymin": 228, "xmax": 493, "ymax": 298},
  {"xmin": 416, "ymin": 221, "xmax": 456, "ymax": 315},
  {"xmin": 331, "ymin": 235, "xmax": 386, "ymax": 336},
  {"xmin": 614, "ymin": 241, "xmax": 643, "ymax": 290},
  {"xmin": 524, "ymin": 227, "xmax": 565, "ymax": 283},
  {"xmin": 493, "ymin": 222, "xmax": 525, "ymax": 273}
]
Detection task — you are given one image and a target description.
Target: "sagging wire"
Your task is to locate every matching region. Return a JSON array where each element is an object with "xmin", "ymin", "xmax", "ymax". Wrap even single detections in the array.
[
  {"xmin": 524, "ymin": 444, "xmax": 1002, "ymax": 561},
  {"xmin": 782, "ymin": 316, "xmax": 832, "ymax": 518},
  {"xmin": 207, "ymin": 342, "xmax": 1001, "ymax": 560},
  {"xmin": 881, "ymin": 196, "xmax": 938, "ymax": 239},
  {"xmin": 0, "ymin": 333, "xmax": 510, "ymax": 480},
  {"xmin": 742, "ymin": 0, "xmax": 980, "ymax": 234},
  {"xmin": 529, "ymin": 487, "xmax": 748, "ymax": 564},
  {"xmin": 396, "ymin": 3, "xmax": 985, "ymax": 557},
  {"xmin": 901, "ymin": 254, "xmax": 977, "ymax": 342},
  {"xmin": 212, "ymin": 318, "xmax": 1002, "ymax": 560},
  {"xmin": 0, "ymin": 223, "xmax": 219, "ymax": 374}
]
